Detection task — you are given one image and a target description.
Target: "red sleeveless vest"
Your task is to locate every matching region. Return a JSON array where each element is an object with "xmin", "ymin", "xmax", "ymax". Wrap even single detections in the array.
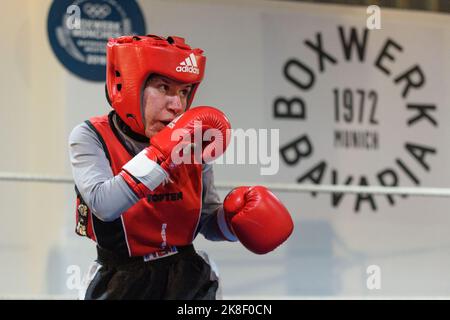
[{"xmin": 75, "ymin": 113, "xmax": 203, "ymax": 257}]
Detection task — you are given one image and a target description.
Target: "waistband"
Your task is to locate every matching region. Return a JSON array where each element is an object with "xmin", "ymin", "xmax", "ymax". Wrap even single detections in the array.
[{"xmin": 96, "ymin": 244, "xmax": 195, "ymax": 267}]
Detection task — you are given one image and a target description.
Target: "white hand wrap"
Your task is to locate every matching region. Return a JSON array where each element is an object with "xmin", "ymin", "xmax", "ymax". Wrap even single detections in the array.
[
  {"xmin": 217, "ymin": 207, "xmax": 238, "ymax": 242},
  {"xmin": 122, "ymin": 149, "xmax": 169, "ymax": 191}
]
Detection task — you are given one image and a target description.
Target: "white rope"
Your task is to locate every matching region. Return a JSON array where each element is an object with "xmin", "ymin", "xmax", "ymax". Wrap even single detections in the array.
[
  {"xmin": 0, "ymin": 172, "xmax": 74, "ymax": 184},
  {"xmin": 0, "ymin": 171, "xmax": 449, "ymax": 197},
  {"xmin": 215, "ymin": 181, "xmax": 450, "ymax": 197}
]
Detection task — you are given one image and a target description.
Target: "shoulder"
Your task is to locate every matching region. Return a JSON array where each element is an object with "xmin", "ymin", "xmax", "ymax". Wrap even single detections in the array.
[
  {"xmin": 69, "ymin": 122, "xmax": 99, "ymax": 145},
  {"xmin": 69, "ymin": 113, "xmax": 113, "ymax": 143},
  {"xmin": 68, "ymin": 121, "xmax": 109, "ymax": 163},
  {"xmin": 69, "ymin": 114, "xmax": 111, "ymax": 141}
]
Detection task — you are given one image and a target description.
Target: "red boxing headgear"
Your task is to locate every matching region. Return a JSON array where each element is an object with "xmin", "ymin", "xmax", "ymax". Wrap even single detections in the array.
[{"xmin": 106, "ymin": 35, "xmax": 206, "ymax": 136}]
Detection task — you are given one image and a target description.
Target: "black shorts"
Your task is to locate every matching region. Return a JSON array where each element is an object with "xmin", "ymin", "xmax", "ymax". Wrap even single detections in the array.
[{"xmin": 84, "ymin": 245, "xmax": 219, "ymax": 300}]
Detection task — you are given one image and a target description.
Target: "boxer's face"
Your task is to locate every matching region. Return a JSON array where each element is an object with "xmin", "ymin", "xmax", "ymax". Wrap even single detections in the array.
[{"xmin": 142, "ymin": 75, "xmax": 193, "ymax": 139}]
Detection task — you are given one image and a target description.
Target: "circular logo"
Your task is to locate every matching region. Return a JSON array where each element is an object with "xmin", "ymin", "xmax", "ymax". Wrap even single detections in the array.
[
  {"xmin": 270, "ymin": 26, "xmax": 438, "ymax": 213},
  {"xmin": 47, "ymin": 0, "xmax": 146, "ymax": 81}
]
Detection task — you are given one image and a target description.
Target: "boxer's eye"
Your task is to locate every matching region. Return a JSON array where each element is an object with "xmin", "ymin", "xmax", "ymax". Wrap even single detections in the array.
[{"xmin": 180, "ymin": 86, "xmax": 192, "ymax": 97}]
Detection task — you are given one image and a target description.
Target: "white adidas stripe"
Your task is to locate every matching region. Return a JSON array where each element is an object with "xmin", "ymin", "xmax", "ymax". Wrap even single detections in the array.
[
  {"xmin": 189, "ymin": 53, "xmax": 198, "ymax": 67},
  {"xmin": 178, "ymin": 54, "xmax": 198, "ymax": 68}
]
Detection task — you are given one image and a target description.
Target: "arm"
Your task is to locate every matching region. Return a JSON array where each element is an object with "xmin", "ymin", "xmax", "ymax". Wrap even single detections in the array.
[
  {"xmin": 69, "ymin": 123, "xmax": 139, "ymax": 222},
  {"xmin": 197, "ymin": 164, "xmax": 237, "ymax": 242}
]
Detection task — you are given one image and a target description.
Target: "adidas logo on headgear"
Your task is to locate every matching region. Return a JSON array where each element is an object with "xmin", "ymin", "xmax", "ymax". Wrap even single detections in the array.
[{"xmin": 176, "ymin": 53, "xmax": 200, "ymax": 74}]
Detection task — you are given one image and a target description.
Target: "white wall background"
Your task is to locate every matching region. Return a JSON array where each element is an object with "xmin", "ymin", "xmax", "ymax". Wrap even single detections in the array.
[{"xmin": 1, "ymin": 0, "xmax": 450, "ymax": 298}]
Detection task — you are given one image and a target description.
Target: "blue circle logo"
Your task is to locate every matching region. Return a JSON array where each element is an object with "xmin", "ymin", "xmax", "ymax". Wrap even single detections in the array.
[{"xmin": 47, "ymin": 0, "xmax": 146, "ymax": 82}]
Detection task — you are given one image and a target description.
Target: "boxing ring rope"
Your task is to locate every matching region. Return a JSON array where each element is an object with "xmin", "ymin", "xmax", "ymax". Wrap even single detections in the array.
[{"xmin": 1, "ymin": 171, "xmax": 450, "ymax": 197}]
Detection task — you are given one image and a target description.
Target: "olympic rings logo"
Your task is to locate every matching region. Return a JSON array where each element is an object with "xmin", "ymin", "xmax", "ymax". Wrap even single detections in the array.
[{"xmin": 82, "ymin": 3, "xmax": 111, "ymax": 19}]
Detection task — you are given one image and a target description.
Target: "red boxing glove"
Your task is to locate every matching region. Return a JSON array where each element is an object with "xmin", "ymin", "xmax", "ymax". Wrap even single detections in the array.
[
  {"xmin": 150, "ymin": 106, "xmax": 231, "ymax": 168},
  {"xmin": 120, "ymin": 106, "xmax": 231, "ymax": 198},
  {"xmin": 220, "ymin": 186, "xmax": 294, "ymax": 254}
]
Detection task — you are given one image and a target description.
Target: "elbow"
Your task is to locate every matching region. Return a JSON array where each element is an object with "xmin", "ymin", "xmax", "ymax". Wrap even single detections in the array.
[
  {"xmin": 89, "ymin": 202, "xmax": 118, "ymax": 222},
  {"xmin": 80, "ymin": 177, "xmax": 135, "ymax": 223},
  {"xmin": 88, "ymin": 187, "xmax": 122, "ymax": 222},
  {"xmin": 91, "ymin": 208, "xmax": 117, "ymax": 222}
]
